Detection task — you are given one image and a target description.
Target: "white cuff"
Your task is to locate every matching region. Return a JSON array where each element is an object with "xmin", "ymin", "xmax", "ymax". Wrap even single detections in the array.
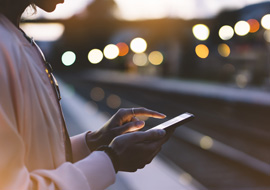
[
  {"xmin": 70, "ymin": 132, "xmax": 91, "ymax": 162},
  {"xmin": 74, "ymin": 151, "xmax": 116, "ymax": 190}
]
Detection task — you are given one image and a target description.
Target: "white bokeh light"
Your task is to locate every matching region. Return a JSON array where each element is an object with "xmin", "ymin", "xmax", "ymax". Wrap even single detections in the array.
[
  {"xmin": 234, "ymin": 21, "xmax": 250, "ymax": 36},
  {"xmin": 219, "ymin": 25, "xmax": 234, "ymax": 40},
  {"xmin": 261, "ymin": 14, "xmax": 270, "ymax": 30},
  {"xmin": 103, "ymin": 44, "xmax": 119, "ymax": 60},
  {"xmin": 88, "ymin": 49, "xmax": 103, "ymax": 64},
  {"xmin": 130, "ymin": 38, "xmax": 148, "ymax": 53},
  {"xmin": 62, "ymin": 51, "xmax": 76, "ymax": 66},
  {"xmin": 192, "ymin": 24, "xmax": 210, "ymax": 41}
]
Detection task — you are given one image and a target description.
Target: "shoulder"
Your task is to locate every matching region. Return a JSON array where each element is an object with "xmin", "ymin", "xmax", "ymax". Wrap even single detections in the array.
[
  {"xmin": 0, "ymin": 15, "xmax": 28, "ymax": 59},
  {"xmin": 0, "ymin": 26, "xmax": 21, "ymax": 54},
  {"xmin": 0, "ymin": 21, "xmax": 26, "ymax": 72}
]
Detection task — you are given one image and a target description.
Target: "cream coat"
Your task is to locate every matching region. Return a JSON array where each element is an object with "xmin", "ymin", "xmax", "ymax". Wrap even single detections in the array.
[{"xmin": 0, "ymin": 14, "xmax": 115, "ymax": 190}]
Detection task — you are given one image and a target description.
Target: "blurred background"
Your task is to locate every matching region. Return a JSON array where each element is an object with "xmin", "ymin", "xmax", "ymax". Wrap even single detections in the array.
[{"xmin": 21, "ymin": 0, "xmax": 270, "ymax": 189}]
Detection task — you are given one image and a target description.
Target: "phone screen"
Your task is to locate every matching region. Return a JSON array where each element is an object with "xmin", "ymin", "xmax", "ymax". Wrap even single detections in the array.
[{"xmin": 147, "ymin": 113, "xmax": 194, "ymax": 131}]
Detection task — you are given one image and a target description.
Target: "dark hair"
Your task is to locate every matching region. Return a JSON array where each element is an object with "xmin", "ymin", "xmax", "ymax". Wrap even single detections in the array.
[
  {"xmin": 30, "ymin": 3, "xmax": 37, "ymax": 13},
  {"xmin": 0, "ymin": 1, "xmax": 37, "ymax": 14}
]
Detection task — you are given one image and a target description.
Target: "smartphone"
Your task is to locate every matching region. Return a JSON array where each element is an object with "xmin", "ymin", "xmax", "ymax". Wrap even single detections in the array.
[{"xmin": 147, "ymin": 113, "xmax": 194, "ymax": 131}]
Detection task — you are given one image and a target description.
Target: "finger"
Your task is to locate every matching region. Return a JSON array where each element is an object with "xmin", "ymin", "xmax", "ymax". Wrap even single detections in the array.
[
  {"xmin": 115, "ymin": 108, "xmax": 166, "ymax": 125},
  {"xmin": 132, "ymin": 107, "xmax": 166, "ymax": 119},
  {"xmin": 131, "ymin": 116, "xmax": 140, "ymax": 122},
  {"xmin": 117, "ymin": 121, "xmax": 145, "ymax": 134},
  {"xmin": 134, "ymin": 129, "xmax": 166, "ymax": 142}
]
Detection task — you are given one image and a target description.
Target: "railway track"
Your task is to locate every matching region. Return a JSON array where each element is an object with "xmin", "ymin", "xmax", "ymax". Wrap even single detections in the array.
[{"xmin": 59, "ymin": 72, "xmax": 270, "ymax": 190}]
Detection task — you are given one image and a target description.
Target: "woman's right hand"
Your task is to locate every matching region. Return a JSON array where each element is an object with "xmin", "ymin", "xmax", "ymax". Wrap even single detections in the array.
[
  {"xmin": 109, "ymin": 129, "xmax": 169, "ymax": 172},
  {"xmin": 86, "ymin": 108, "xmax": 166, "ymax": 151}
]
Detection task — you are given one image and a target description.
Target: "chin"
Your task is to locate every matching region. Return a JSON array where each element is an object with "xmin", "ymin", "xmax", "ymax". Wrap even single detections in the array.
[
  {"xmin": 38, "ymin": 2, "xmax": 62, "ymax": 13},
  {"xmin": 45, "ymin": 7, "xmax": 57, "ymax": 13}
]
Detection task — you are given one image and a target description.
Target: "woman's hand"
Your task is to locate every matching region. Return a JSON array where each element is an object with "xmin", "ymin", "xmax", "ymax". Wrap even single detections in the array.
[
  {"xmin": 109, "ymin": 129, "xmax": 169, "ymax": 172},
  {"xmin": 86, "ymin": 107, "xmax": 166, "ymax": 151}
]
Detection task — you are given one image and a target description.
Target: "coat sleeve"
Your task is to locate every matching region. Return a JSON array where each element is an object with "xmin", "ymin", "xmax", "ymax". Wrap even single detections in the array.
[
  {"xmin": 0, "ymin": 40, "xmax": 115, "ymax": 190},
  {"xmin": 70, "ymin": 132, "xmax": 92, "ymax": 162}
]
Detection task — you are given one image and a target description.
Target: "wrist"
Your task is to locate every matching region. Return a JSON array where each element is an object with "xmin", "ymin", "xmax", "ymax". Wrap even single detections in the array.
[
  {"xmin": 85, "ymin": 131, "xmax": 101, "ymax": 151},
  {"xmin": 96, "ymin": 145, "xmax": 119, "ymax": 173}
]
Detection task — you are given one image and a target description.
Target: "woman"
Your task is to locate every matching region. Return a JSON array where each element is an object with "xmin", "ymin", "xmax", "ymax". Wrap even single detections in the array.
[{"xmin": 0, "ymin": 0, "xmax": 171, "ymax": 189}]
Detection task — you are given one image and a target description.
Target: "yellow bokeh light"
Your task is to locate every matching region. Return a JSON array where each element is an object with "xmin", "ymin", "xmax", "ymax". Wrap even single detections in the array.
[
  {"xmin": 261, "ymin": 14, "xmax": 270, "ymax": 30},
  {"xmin": 195, "ymin": 44, "xmax": 209, "ymax": 59},
  {"xmin": 90, "ymin": 87, "xmax": 105, "ymax": 102},
  {"xmin": 219, "ymin": 25, "xmax": 234, "ymax": 40},
  {"xmin": 148, "ymin": 51, "xmax": 164, "ymax": 65},
  {"xmin": 200, "ymin": 136, "xmax": 213, "ymax": 150},
  {"xmin": 192, "ymin": 24, "xmax": 210, "ymax": 41},
  {"xmin": 88, "ymin": 49, "xmax": 103, "ymax": 64},
  {"xmin": 61, "ymin": 51, "xmax": 76, "ymax": 66},
  {"xmin": 104, "ymin": 44, "xmax": 119, "ymax": 60},
  {"xmin": 107, "ymin": 94, "xmax": 121, "ymax": 109},
  {"xmin": 234, "ymin": 21, "xmax": 250, "ymax": 36},
  {"xmin": 133, "ymin": 53, "xmax": 148, "ymax": 66},
  {"xmin": 130, "ymin": 37, "xmax": 147, "ymax": 53},
  {"xmin": 218, "ymin": 43, "xmax": 231, "ymax": 57}
]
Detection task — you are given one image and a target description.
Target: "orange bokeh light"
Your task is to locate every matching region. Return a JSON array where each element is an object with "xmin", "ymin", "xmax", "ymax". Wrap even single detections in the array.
[
  {"xmin": 116, "ymin": 42, "xmax": 129, "ymax": 56},
  {"xmin": 247, "ymin": 19, "xmax": 260, "ymax": 33},
  {"xmin": 195, "ymin": 44, "xmax": 209, "ymax": 59}
]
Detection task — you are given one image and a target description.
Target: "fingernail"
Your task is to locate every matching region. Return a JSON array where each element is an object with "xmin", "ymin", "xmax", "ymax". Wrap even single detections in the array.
[
  {"xmin": 159, "ymin": 113, "xmax": 167, "ymax": 118},
  {"xmin": 157, "ymin": 129, "xmax": 166, "ymax": 137}
]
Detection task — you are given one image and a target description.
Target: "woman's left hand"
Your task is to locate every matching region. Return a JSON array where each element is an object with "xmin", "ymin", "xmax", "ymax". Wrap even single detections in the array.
[{"xmin": 86, "ymin": 107, "xmax": 166, "ymax": 151}]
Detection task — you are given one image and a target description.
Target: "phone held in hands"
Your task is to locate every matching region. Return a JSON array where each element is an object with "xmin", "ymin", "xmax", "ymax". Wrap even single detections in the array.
[{"xmin": 147, "ymin": 113, "xmax": 194, "ymax": 131}]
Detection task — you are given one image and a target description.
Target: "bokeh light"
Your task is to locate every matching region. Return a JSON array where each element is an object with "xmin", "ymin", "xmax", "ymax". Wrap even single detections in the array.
[
  {"xmin": 20, "ymin": 23, "xmax": 65, "ymax": 42},
  {"xmin": 192, "ymin": 24, "xmax": 210, "ymax": 41},
  {"xmin": 234, "ymin": 21, "xmax": 250, "ymax": 36},
  {"xmin": 133, "ymin": 53, "xmax": 148, "ymax": 66},
  {"xmin": 90, "ymin": 87, "xmax": 105, "ymax": 102},
  {"xmin": 148, "ymin": 51, "xmax": 164, "ymax": 65},
  {"xmin": 130, "ymin": 37, "xmax": 147, "ymax": 53},
  {"xmin": 200, "ymin": 136, "xmax": 213, "ymax": 150},
  {"xmin": 179, "ymin": 173, "xmax": 193, "ymax": 185},
  {"xmin": 106, "ymin": 94, "xmax": 121, "ymax": 109},
  {"xmin": 236, "ymin": 73, "xmax": 248, "ymax": 88},
  {"xmin": 247, "ymin": 19, "xmax": 260, "ymax": 33},
  {"xmin": 261, "ymin": 14, "xmax": 270, "ymax": 30},
  {"xmin": 218, "ymin": 43, "xmax": 231, "ymax": 57},
  {"xmin": 61, "ymin": 51, "xmax": 76, "ymax": 66},
  {"xmin": 104, "ymin": 44, "xmax": 119, "ymax": 60},
  {"xmin": 88, "ymin": 49, "xmax": 103, "ymax": 64},
  {"xmin": 264, "ymin": 30, "xmax": 270, "ymax": 42},
  {"xmin": 116, "ymin": 42, "xmax": 129, "ymax": 56},
  {"xmin": 219, "ymin": 25, "xmax": 234, "ymax": 40},
  {"xmin": 195, "ymin": 44, "xmax": 209, "ymax": 59}
]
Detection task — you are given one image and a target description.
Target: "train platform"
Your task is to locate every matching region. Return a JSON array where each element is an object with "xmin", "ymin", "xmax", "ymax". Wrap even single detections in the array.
[{"xmin": 79, "ymin": 69, "xmax": 270, "ymax": 107}]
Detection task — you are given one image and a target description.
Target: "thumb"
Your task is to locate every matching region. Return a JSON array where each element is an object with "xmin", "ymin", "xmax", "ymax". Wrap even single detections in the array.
[
  {"xmin": 118, "ymin": 121, "xmax": 145, "ymax": 134},
  {"xmin": 139, "ymin": 129, "xmax": 166, "ymax": 141}
]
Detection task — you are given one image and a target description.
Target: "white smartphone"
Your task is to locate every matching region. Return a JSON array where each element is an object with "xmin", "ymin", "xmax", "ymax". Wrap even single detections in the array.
[{"xmin": 147, "ymin": 113, "xmax": 194, "ymax": 131}]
